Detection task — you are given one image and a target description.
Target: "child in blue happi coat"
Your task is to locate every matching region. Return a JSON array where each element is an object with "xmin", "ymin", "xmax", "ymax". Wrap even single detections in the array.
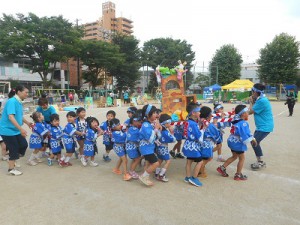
[
  {"xmin": 198, "ymin": 106, "xmax": 222, "ymax": 178},
  {"xmin": 213, "ymin": 103, "xmax": 231, "ymax": 162},
  {"xmin": 60, "ymin": 111, "xmax": 84, "ymax": 167},
  {"xmin": 124, "ymin": 107, "xmax": 137, "ymax": 128},
  {"xmin": 48, "ymin": 114, "xmax": 63, "ymax": 166},
  {"xmin": 111, "ymin": 118, "xmax": 132, "ymax": 181},
  {"xmin": 217, "ymin": 105, "xmax": 257, "ymax": 180},
  {"xmin": 28, "ymin": 111, "xmax": 50, "ymax": 166},
  {"xmin": 126, "ymin": 110, "xmax": 143, "ymax": 179},
  {"xmin": 138, "ymin": 104, "xmax": 160, "ymax": 186},
  {"xmin": 155, "ymin": 114, "xmax": 176, "ymax": 182},
  {"xmin": 182, "ymin": 103, "xmax": 203, "ymax": 187},
  {"xmin": 75, "ymin": 107, "xmax": 87, "ymax": 159},
  {"xmin": 99, "ymin": 110, "xmax": 116, "ymax": 162},
  {"xmin": 81, "ymin": 117, "xmax": 101, "ymax": 167}
]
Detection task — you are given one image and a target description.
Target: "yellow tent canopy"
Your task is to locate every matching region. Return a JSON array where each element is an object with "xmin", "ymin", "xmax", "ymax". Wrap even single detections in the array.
[{"xmin": 222, "ymin": 79, "xmax": 254, "ymax": 91}]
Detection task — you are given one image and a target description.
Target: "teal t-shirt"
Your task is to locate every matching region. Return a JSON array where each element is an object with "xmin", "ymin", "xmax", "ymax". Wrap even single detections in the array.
[
  {"xmin": 0, "ymin": 97, "xmax": 23, "ymax": 136},
  {"xmin": 252, "ymin": 96, "xmax": 274, "ymax": 132},
  {"xmin": 36, "ymin": 105, "xmax": 57, "ymax": 123}
]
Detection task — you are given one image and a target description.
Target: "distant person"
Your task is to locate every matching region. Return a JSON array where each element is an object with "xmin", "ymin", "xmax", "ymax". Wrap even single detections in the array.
[
  {"xmin": 74, "ymin": 92, "xmax": 79, "ymax": 103},
  {"xmin": 248, "ymin": 83, "xmax": 274, "ymax": 171},
  {"xmin": 123, "ymin": 91, "xmax": 130, "ymax": 105},
  {"xmin": 68, "ymin": 92, "xmax": 74, "ymax": 104},
  {"xmin": 60, "ymin": 92, "xmax": 66, "ymax": 103},
  {"xmin": 285, "ymin": 89, "xmax": 297, "ymax": 117},
  {"xmin": 0, "ymin": 86, "xmax": 32, "ymax": 175},
  {"xmin": 79, "ymin": 92, "xmax": 84, "ymax": 102},
  {"xmin": 48, "ymin": 92, "xmax": 54, "ymax": 105}
]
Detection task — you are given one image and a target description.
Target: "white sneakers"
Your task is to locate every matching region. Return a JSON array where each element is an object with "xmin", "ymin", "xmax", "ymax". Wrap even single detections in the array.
[
  {"xmin": 89, "ymin": 161, "xmax": 99, "ymax": 167},
  {"xmin": 81, "ymin": 157, "xmax": 98, "ymax": 167},
  {"xmin": 27, "ymin": 160, "xmax": 38, "ymax": 166},
  {"xmin": 8, "ymin": 169, "xmax": 23, "ymax": 176},
  {"xmin": 80, "ymin": 157, "xmax": 87, "ymax": 166}
]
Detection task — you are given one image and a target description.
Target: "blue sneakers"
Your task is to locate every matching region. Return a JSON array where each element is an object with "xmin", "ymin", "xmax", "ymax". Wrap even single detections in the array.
[
  {"xmin": 103, "ymin": 155, "xmax": 111, "ymax": 162},
  {"xmin": 188, "ymin": 177, "xmax": 203, "ymax": 187},
  {"xmin": 184, "ymin": 177, "xmax": 190, "ymax": 183},
  {"xmin": 47, "ymin": 158, "xmax": 53, "ymax": 166}
]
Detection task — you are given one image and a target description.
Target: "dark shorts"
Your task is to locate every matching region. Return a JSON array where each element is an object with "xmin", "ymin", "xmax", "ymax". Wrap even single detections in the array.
[
  {"xmin": 231, "ymin": 150, "xmax": 245, "ymax": 155},
  {"xmin": 187, "ymin": 157, "xmax": 202, "ymax": 162},
  {"xmin": 53, "ymin": 151, "xmax": 61, "ymax": 155},
  {"xmin": 1, "ymin": 134, "xmax": 28, "ymax": 161},
  {"xmin": 201, "ymin": 157, "xmax": 210, "ymax": 160},
  {"xmin": 144, "ymin": 153, "xmax": 158, "ymax": 164},
  {"xmin": 105, "ymin": 143, "xmax": 113, "ymax": 151}
]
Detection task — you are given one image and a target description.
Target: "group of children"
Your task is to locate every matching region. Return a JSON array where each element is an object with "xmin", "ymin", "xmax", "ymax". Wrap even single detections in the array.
[{"xmin": 1, "ymin": 95, "xmax": 258, "ymax": 187}]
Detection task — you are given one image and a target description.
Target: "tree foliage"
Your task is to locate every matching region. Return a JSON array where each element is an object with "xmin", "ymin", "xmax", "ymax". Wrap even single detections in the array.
[
  {"xmin": 80, "ymin": 40, "xmax": 124, "ymax": 90},
  {"xmin": 257, "ymin": 33, "xmax": 300, "ymax": 84},
  {"xmin": 110, "ymin": 33, "xmax": 141, "ymax": 95},
  {"xmin": 142, "ymin": 38, "xmax": 195, "ymax": 91},
  {"xmin": 0, "ymin": 13, "xmax": 83, "ymax": 87},
  {"xmin": 194, "ymin": 73, "xmax": 210, "ymax": 89},
  {"xmin": 209, "ymin": 44, "xmax": 243, "ymax": 85}
]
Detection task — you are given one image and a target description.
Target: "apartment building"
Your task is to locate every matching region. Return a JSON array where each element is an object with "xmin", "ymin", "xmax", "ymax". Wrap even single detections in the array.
[{"xmin": 83, "ymin": 1, "xmax": 133, "ymax": 41}]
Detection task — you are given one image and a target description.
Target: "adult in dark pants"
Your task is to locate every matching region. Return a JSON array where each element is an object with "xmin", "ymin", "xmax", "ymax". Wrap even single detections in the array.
[
  {"xmin": 285, "ymin": 89, "xmax": 297, "ymax": 117},
  {"xmin": 248, "ymin": 83, "xmax": 274, "ymax": 170},
  {"xmin": 0, "ymin": 86, "xmax": 32, "ymax": 175}
]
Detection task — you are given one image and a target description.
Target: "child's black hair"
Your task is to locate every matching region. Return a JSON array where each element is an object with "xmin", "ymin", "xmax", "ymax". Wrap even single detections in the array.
[
  {"xmin": 76, "ymin": 107, "xmax": 86, "ymax": 115},
  {"xmin": 30, "ymin": 111, "xmax": 42, "ymax": 123},
  {"xmin": 86, "ymin": 116, "xmax": 99, "ymax": 129},
  {"xmin": 106, "ymin": 110, "xmax": 116, "ymax": 117},
  {"xmin": 109, "ymin": 118, "xmax": 120, "ymax": 129},
  {"xmin": 200, "ymin": 106, "xmax": 212, "ymax": 119},
  {"xmin": 235, "ymin": 104, "xmax": 247, "ymax": 115},
  {"xmin": 186, "ymin": 102, "xmax": 200, "ymax": 114},
  {"xmin": 159, "ymin": 113, "xmax": 171, "ymax": 124},
  {"xmin": 50, "ymin": 114, "xmax": 60, "ymax": 122},
  {"xmin": 142, "ymin": 104, "xmax": 157, "ymax": 119},
  {"xmin": 66, "ymin": 111, "xmax": 77, "ymax": 118},
  {"xmin": 127, "ymin": 107, "xmax": 137, "ymax": 114},
  {"xmin": 130, "ymin": 109, "xmax": 143, "ymax": 124}
]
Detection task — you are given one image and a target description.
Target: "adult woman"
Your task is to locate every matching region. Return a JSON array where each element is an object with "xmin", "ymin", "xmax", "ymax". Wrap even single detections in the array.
[
  {"xmin": 0, "ymin": 86, "xmax": 32, "ymax": 175},
  {"xmin": 248, "ymin": 83, "xmax": 274, "ymax": 170}
]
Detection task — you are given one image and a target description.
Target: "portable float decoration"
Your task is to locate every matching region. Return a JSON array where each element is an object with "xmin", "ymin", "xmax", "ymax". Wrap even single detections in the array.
[{"xmin": 156, "ymin": 60, "xmax": 196, "ymax": 119}]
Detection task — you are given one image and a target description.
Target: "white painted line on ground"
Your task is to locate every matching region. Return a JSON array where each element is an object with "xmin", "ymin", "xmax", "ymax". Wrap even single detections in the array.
[{"xmin": 274, "ymin": 110, "xmax": 287, "ymax": 118}]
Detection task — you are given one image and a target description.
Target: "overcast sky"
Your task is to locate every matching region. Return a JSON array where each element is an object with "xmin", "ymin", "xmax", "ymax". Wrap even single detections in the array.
[{"xmin": 1, "ymin": 0, "xmax": 300, "ymax": 70}]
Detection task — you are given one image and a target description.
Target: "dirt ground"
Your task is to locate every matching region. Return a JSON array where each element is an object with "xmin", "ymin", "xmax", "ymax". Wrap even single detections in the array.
[{"xmin": 0, "ymin": 101, "xmax": 299, "ymax": 225}]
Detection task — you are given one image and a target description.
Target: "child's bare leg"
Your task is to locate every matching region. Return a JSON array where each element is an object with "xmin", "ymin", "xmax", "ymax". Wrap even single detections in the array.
[
  {"xmin": 1, "ymin": 142, "xmax": 7, "ymax": 157},
  {"xmin": 146, "ymin": 161, "xmax": 159, "ymax": 174},
  {"xmin": 193, "ymin": 161, "xmax": 203, "ymax": 178},
  {"xmin": 217, "ymin": 143, "xmax": 223, "ymax": 155},
  {"xmin": 130, "ymin": 157, "xmax": 141, "ymax": 171},
  {"xmin": 163, "ymin": 159, "xmax": 170, "ymax": 170},
  {"xmin": 115, "ymin": 158, "xmax": 122, "ymax": 170},
  {"xmin": 223, "ymin": 152, "xmax": 238, "ymax": 168},
  {"xmin": 176, "ymin": 140, "xmax": 182, "ymax": 153},
  {"xmin": 78, "ymin": 140, "xmax": 84, "ymax": 155},
  {"xmin": 236, "ymin": 153, "xmax": 245, "ymax": 174},
  {"xmin": 186, "ymin": 159, "xmax": 193, "ymax": 177},
  {"xmin": 121, "ymin": 156, "xmax": 128, "ymax": 174}
]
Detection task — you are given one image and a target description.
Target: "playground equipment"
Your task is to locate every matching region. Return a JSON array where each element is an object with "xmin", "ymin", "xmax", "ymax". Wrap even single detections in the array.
[{"xmin": 63, "ymin": 106, "xmax": 81, "ymax": 112}]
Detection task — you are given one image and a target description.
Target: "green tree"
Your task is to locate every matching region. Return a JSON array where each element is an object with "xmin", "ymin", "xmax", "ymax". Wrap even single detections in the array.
[
  {"xmin": 257, "ymin": 33, "xmax": 300, "ymax": 84},
  {"xmin": 110, "ymin": 33, "xmax": 141, "ymax": 96},
  {"xmin": 0, "ymin": 13, "xmax": 83, "ymax": 87},
  {"xmin": 209, "ymin": 44, "xmax": 243, "ymax": 85},
  {"xmin": 142, "ymin": 38, "xmax": 195, "ymax": 91},
  {"xmin": 194, "ymin": 73, "xmax": 210, "ymax": 89},
  {"xmin": 80, "ymin": 40, "xmax": 123, "ymax": 90}
]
